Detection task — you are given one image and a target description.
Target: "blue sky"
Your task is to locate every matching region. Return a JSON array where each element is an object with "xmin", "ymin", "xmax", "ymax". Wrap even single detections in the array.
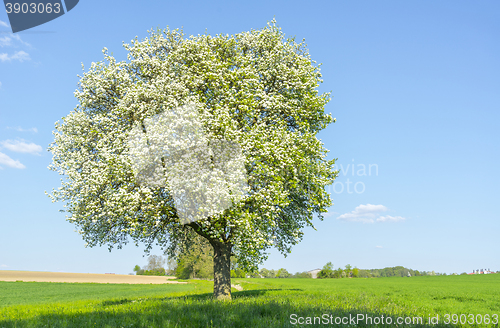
[{"xmin": 0, "ymin": 0, "xmax": 498, "ymax": 275}]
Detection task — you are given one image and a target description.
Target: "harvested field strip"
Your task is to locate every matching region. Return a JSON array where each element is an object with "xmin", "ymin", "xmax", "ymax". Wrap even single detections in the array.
[{"xmin": 0, "ymin": 271, "xmax": 183, "ymax": 284}]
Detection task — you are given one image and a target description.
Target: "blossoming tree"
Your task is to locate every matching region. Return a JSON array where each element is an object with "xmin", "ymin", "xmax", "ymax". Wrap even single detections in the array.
[{"xmin": 48, "ymin": 20, "xmax": 338, "ymax": 300}]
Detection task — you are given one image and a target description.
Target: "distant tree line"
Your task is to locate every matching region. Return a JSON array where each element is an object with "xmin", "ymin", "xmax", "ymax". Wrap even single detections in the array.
[
  {"xmin": 256, "ymin": 268, "xmax": 312, "ymax": 278},
  {"xmin": 358, "ymin": 266, "xmax": 426, "ymax": 278},
  {"xmin": 317, "ymin": 262, "xmax": 448, "ymax": 279},
  {"xmin": 133, "ymin": 255, "xmax": 175, "ymax": 276},
  {"xmin": 134, "ymin": 251, "xmax": 468, "ymax": 279}
]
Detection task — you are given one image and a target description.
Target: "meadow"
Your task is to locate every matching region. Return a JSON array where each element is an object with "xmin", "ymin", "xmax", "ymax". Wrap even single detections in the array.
[{"xmin": 1, "ymin": 274, "xmax": 499, "ymax": 327}]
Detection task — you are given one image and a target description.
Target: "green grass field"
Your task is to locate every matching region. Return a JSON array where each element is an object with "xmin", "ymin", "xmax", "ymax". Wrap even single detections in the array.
[{"xmin": 1, "ymin": 274, "xmax": 499, "ymax": 327}]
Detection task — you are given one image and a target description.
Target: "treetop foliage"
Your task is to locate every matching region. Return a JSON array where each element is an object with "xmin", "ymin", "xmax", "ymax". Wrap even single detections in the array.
[{"xmin": 48, "ymin": 19, "xmax": 337, "ymax": 273}]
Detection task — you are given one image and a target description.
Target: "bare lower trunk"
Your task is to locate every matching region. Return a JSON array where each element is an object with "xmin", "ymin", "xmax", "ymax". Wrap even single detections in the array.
[{"xmin": 212, "ymin": 241, "xmax": 232, "ymax": 300}]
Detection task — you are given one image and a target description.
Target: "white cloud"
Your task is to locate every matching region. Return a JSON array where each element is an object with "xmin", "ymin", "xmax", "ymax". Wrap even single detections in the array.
[
  {"xmin": 0, "ymin": 20, "xmax": 9, "ymax": 28},
  {"xmin": 0, "ymin": 33, "xmax": 30, "ymax": 48},
  {"xmin": 0, "ymin": 34, "xmax": 30, "ymax": 62},
  {"xmin": 375, "ymin": 246, "xmax": 383, "ymax": 248},
  {"xmin": 10, "ymin": 34, "xmax": 30, "ymax": 47},
  {"xmin": 0, "ymin": 81, "xmax": 2, "ymax": 88},
  {"xmin": 0, "ymin": 139, "xmax": 43, "ymax": 154},
  {"xmin": 0, "ymin": 264, "xmax": 8, "ymax": 268},
  {"xmin": 337, "ymin": 204, "xmax": 406, "ymax": 223},
  {"xmin": 376, "ymin": 215, "xmax": 405, "ymax": 223},
  {"xmin": 6, "ymin": 126, "xmax": 38, "ymax": 133},
  {"xmin": 11, "ymin": 51, "xmax": 30, "ymax": 61},
  {"xmin": 0, "ymin": 50, "xmax": 31, "ymax": 62},
  {"xmin": 0, "ymin": 36, "xmax": 12, "ymax": 47},
  {"xmin": 0, "ymin": 152, "xmax": 25, "ymax": 169},
  {"xmin": 337, "ymin": 204, "xmax": 388, "ymax": 223}
]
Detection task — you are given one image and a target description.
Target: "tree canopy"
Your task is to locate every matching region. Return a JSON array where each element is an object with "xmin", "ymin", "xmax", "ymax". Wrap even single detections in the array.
[
  {"xmin": 48, "ymin": 20, "xmax": 337, "ymax": 299},
  {"xmin": 133, "ymin": 255, "xmax": 167, "ymax": 276}
]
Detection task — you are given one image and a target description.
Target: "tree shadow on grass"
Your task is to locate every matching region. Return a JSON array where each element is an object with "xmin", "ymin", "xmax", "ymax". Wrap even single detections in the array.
[
  {"xmin": 0, "ymin": 290, "xmax": 471, "ymax": 328},
  {"xmin": 99, "ymin": 288, "xmax": 303, "ymax": 307}
]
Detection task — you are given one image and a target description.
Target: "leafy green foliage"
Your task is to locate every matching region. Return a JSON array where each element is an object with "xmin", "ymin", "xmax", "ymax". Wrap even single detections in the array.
[
  {"xmin": 317, "ymin": 261, "xmax": 334, "ymax": 278},
  {"xmin": 276, "ymin": 268, "xmax": 291, "ymax": 278},
  {"xmin": 359, "ymin": 266, "xmax": 432, "ymax": 278},
  {"xmin": 138, "ymin": 268, "xmax": 166, "ymax": 276},
  {"xmin": 257, "ymin": 268, "xmax": 311, "ymax": 278},
  {"xmin": 175, "ymin": 236, "xmax": 214, "ymax": 279},
  {"xmin": 230, "ymin": 269, "xmax": 246, "ymax": 278},
  {"xmin": 292, "ymin": 271, "xmax": 312, "ymax": 278},
  {"xmin": 134, "ymin": 255, "xmax": 168, "ymax": 276},
  {"xmin": 258, "ymin": 268, "xmax": 273, "ymax": 278}
]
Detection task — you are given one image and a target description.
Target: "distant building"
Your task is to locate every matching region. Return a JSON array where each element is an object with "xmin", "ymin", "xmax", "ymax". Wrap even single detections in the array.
[
  {"xmin": 469, "ymin": 268, "xmax": 494, "ymax": 275},
  {"xmin": 308, "ymin": 269, "xmax": 321, "ymax": 279}
]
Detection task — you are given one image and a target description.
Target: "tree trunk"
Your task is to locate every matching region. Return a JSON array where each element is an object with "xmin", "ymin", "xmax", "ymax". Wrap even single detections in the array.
[{"xmin": 212, "ymin": 241, "xmax": 232, "ymax": 300}]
